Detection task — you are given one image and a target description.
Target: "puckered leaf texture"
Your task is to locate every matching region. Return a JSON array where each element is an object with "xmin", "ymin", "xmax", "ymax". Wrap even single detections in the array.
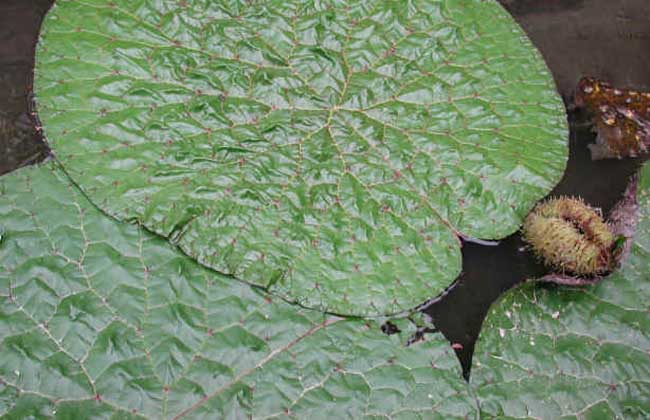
[
  {"xmin": 471, "ymin": 163, "xmax": 650, "ymax": 419},
  {"xmin": 34, "ymin": 0, "xmax": 568, "ymax": 315},
  {"xmin": 0, "ymin": 164, "xmax": 475, "ymax": 419}
]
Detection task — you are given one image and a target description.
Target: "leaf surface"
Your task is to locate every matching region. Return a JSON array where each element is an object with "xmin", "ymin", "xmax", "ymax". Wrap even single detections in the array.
[
  {"xmin": 34, "ymin": 0, "xmax": 568, "ymax": 314},
  {"xmin": 0, "ymin": 164, "xmax": 475, "ymax": 419},
  {"xmin": 471, "ymin": 164, "xmax": 650, "ymax": 418}
]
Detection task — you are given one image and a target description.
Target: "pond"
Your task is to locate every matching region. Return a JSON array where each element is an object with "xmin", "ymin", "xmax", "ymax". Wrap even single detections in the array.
[{"xmin": 0, "ymin": 0, "xmax": 648, "ymax": 415}]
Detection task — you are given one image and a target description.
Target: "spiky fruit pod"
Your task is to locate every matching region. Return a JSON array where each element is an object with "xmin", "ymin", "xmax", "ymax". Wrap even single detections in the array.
[{"xmin": 522, "ymin": 197, "xmax": 615, "ymax": 276}]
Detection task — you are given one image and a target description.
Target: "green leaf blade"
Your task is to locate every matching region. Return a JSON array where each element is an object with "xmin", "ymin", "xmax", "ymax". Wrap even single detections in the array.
[
  {"xmin": 0, "ymin": 164, "xmax": 474, "ymax": 419},
  {"xmin": 35, "ymin": 0, "xmax": 568, "ymax": 315},
  {"xmin": 471, "ymin": 163, "xmax": 650, "ymax": 419}
]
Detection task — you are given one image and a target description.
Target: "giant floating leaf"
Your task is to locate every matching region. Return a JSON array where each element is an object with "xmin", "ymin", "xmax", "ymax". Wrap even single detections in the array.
[
  {"xmin": 0, "ymin": 163, "xmax": 477, "ymax": 419},
  {"xmin": 471, "ymin": 164, "xmax": 650, "ymax": 418},
  {"xmin": 34, "ymin": 0, "xmax": 568, "ymax": 315}
]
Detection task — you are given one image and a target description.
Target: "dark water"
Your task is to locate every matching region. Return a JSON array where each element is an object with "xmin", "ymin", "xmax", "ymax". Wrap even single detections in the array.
[
  {"xmin": 0, "ymin": 0, "xmax": 649, "ymax": 380},
  {"xmin": 424, "ymin": 0, "xmax": 650, "ymax": 378},
  {"xmin": 0, "ymin": 0, "xmax": 52, "ymax": 175},
  {"xmin": 425, "ymin": 109, "xmax": 645, "ymax": 379}
]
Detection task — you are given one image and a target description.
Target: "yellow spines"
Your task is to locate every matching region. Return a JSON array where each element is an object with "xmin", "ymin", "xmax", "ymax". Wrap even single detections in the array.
[{"xmin": 523, "ymin": 197, "xmax": 615, "ymax": 276}]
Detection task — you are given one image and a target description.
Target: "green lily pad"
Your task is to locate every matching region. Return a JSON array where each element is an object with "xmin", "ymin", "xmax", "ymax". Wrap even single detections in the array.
[
  {"xmin": 34, "ymin": 0, "xmax": 568, "ymax": 315},
  {"xmin": 471, "ymin": 164, "xmax": 650, "ymax": 418},
  {"xmin": 0, "ymin": 164, "xmax": 477, "ymax": 418}
]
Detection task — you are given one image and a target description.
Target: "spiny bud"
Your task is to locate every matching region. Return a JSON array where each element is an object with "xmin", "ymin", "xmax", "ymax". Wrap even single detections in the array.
[{"xmin": 522, "ymin": 197, "xmax": 615, "ymax": 276}]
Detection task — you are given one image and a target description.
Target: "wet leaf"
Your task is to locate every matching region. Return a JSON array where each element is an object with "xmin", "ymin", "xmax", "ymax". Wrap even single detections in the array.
[
  {"xmin": 34, "ymin": 0, "xmax": 568, "ymax": 315},
  {"xmin": 0, "ymin": 163, "xmax": 476, "ymax": 419},
  {"xmin": 575, "ymin": 77, "xmax": 650, "ymax": 159},
  {"xmin": 471, "ymin": 163, "xmax": 650, "ymax": 418}
]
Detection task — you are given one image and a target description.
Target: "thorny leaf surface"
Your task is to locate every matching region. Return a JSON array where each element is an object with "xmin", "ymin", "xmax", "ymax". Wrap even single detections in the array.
[
  {"xmin": 575, "ymin": 77, "xmax": 650, "ymax": 160},
  {"xmin": 0, "ymin": 163, "xmax": 476, "ymax": 419},
  {"xmin": 471, "ymin": 163, "xmax": 650, "ymax": 419},
  {"xmin": 34, "ymin": 0, "xmax": 568, "ymax": 315}
]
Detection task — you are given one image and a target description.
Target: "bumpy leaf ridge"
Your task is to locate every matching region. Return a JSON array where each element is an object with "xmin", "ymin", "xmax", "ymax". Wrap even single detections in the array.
[
  {"xmin": 34, "ymin": 0, "xmax": 568, "ymax": 315},
  {"xmin": 471, "ymin": 163, "xmax": 650, "ymax": 418},
  {"xmin": 0, "ymin": 163, "xmax": 476, "ymax": 419}
]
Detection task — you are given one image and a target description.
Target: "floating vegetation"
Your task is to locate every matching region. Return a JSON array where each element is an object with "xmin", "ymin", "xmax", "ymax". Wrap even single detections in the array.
[{"xmin": 575, "ymin": 76, "xmax": 650, "ymax": 159}]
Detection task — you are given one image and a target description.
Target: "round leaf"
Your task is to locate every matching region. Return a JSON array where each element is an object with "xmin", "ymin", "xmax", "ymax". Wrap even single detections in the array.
[
  {"xmin": 0, "ymin": 164, "xmax": 475, "ymax": 418},
  {"xmin": 34, "ymin": 0, "xmax": 568, "ymax": 315}
]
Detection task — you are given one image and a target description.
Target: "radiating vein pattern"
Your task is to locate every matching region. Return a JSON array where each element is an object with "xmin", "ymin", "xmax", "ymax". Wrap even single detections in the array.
[
  {"xmin": 35, "ymin": 0, "xmax": 568, "ymax": 314},
  {"xmin": 0, "ymin": 164, "xmax": 475, "ymax": 419}
]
